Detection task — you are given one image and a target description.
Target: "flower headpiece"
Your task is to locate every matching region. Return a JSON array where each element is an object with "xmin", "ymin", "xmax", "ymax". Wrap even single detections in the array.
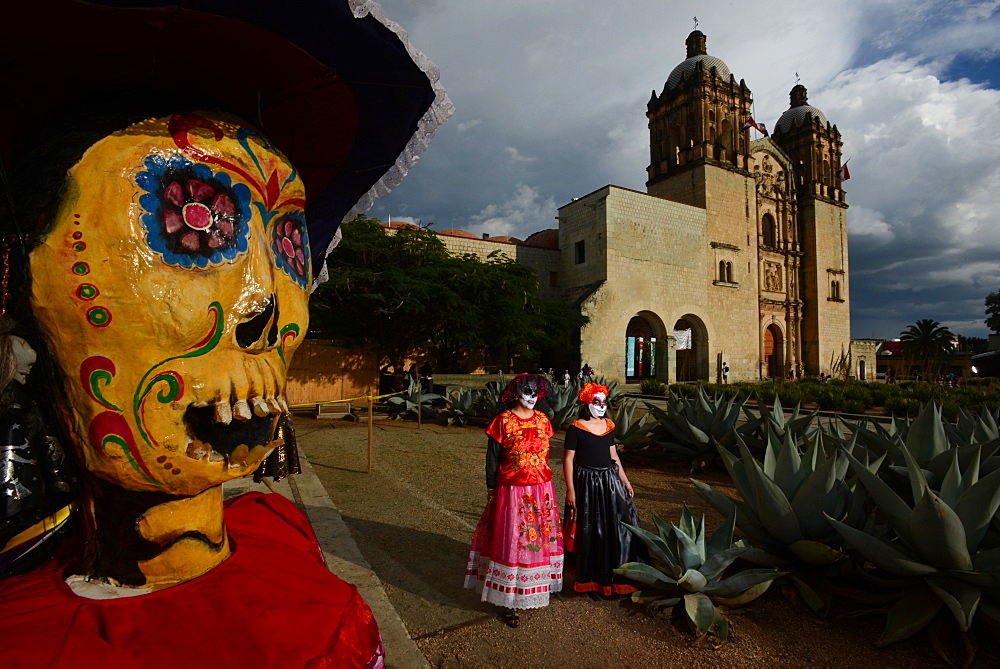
[
  {"xmin": 579, "ymin": 383, "xmax": 608, "ymax": 405},
  {"xmin": 500, "ymin": 373, "xmax": 551, "ymax": 405}
]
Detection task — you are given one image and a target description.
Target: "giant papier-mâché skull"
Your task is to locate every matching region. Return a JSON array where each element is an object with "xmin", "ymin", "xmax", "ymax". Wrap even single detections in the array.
[{"xmin": 29, "ymin": 111, "xmax": 310, "ymax": 497}]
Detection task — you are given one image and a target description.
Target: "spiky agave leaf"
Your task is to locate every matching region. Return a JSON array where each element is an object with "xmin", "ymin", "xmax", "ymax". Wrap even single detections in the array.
[
  {"xmin": 878, "ymin": 587, "xmax": 943, "ymax": 646},
  {"xmin": 827, "ymin": 515, "xmax": 937, "ymax": 577}
]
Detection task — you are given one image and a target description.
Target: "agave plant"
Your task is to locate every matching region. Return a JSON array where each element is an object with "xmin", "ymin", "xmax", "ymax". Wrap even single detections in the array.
[
  {"xmin": 846, "ymin": 401, "xmax": 1000, "ymax": 498},
  {"xmin": 615, "ymin": 505, "xmax": 784, "ymax": 644},
  {"xmin": 608, "ymin": 399, "xmax": 658, "ymax": 448},
  {"xmin": 750, "ymin": 392, "xmax": 819, "ymax": 446},
  {"xmin": 474, "ymin": 373, "xmax": 507, "ymax": 416},
  {"xmin": 828, "ymin": 447, "xmax": 1000, "ymax": 657},
  {"xmin": 545, "ymin": 379, "xmax": 583, "ymax": 428},
  {"xmin": 643, "ymin": 385, "xmax": 759, "ymax": 469},
  {"xmin": 386, "ymin": 380, "xmax": 442, "ymax": 419},
  {"xmin": 441, "ymin": 387, "xmax": 481, "ymax": 426},
  {"xmin": 692, "ymin": 430, "xmax": 880, "ymax": 613}
]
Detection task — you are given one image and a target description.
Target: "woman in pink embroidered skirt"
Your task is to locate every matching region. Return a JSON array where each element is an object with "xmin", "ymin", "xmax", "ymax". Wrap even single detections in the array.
[{"xmin": 464, "ymin": 374, "xmax": 564, "ymax": 628}]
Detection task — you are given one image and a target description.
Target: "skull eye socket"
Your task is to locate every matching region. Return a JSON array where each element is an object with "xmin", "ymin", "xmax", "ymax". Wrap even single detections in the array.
[
  {"xmin": 138, "ymin": 154, "xmax": 252, "ymax": 269},
  {"xmin": 271, "ymin": 212, "xmax": 310, "ymax": 288}
]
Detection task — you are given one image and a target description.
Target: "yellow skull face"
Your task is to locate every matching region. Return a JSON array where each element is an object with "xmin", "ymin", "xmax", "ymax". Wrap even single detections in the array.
[{"xmin": 29, "ymin": 112, "xmax": 310, "ymax": 495}]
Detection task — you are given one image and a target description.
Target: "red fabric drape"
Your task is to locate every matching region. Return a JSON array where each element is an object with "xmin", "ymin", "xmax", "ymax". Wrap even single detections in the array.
[{"xmin": 0, "ymin": 492, "xmax": 381, "ymax": 668}]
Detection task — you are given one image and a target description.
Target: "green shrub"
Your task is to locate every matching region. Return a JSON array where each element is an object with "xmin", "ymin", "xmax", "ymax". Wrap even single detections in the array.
[
  {"xmin": 669, "ymin": 383, "xmax": 699, "ymax": 398},
  {"xmin": 884, "ymin": 396, "xmax": 920, "ymax": 417},
  {"xmin": 840, "ymin": 399, "xmax": 866, "ymax": 415},
  {"xmin": 639, "ymin": 379, "xmax": 668, "ymax": 396}
]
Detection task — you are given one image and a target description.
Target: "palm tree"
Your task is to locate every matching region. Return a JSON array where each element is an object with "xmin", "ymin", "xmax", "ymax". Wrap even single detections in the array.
[{"xmin": 899, "ymin": 319, "xmax": 955, "ymax": 378}]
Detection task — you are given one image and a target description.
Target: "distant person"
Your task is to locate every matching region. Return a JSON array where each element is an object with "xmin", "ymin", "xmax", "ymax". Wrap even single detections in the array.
[
  {"xmin": 464, "ymin": 374, "xmax": 563, "ymax": 628},
  {"xmin": 563, "ymin": 383, "xmax": 646, "ymax": 595},
  {"xmin": 722, "ymin": 362, "xmax": 729, "ymax": 384},
  {"xmin": 581, "ymin": 363, "xmax": 592, "ymax": 380},
  {"xmin": 562, "ymin": 370, "xmax": 571, "ymax": 388}
]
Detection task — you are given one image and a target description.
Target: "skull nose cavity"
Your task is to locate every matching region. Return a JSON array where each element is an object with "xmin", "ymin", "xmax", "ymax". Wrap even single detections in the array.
[{"xmin": 236, "ymin": 296, "xmax": 278, "ymax": 349}]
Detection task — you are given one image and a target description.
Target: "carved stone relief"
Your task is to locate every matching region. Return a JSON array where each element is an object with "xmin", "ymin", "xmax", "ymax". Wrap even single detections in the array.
[{"xmin": 764, "ymin": 261, "xmax": 782, "ymax": 292}]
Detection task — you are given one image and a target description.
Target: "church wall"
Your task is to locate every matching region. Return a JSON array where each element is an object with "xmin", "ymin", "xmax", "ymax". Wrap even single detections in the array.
[
  {"xmin": 800, "ymin": 198, "xmax": 851, "ymax": 374},
  {"xmin": 557, "ymin": 185, "xmax": 761, "ymax": 384},
  {"xmin": 703, "ymin": 166, "xmax": 763, "ymax": 382},
  {"xmin": 558, "ymin": 188, "xmax": 609, "ymax": 294}
]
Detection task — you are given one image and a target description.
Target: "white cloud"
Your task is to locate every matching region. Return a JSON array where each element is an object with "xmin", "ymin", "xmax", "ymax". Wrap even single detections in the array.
[
  {"xmin": 504, "ymin": 146, "xmax": 536, "ymax": 163},
  {"xmin": 465, "ymin": 184, "xmax": 556, "ymax": 238},
  {"xmin": 819, "ymin": 55, "xmax": 1000, "ymax": 310},
  {"xmin": 846, "ymin": 206, "xmax": 894, "ymax": 244},
  {"xmin": 457, "ymin": 119, "xmax": 482, "ymax": 133}
]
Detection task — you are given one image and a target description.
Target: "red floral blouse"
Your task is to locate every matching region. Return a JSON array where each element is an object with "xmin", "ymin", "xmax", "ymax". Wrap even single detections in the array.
[{"xmin": 485, "ymin": 409, "xmax": 555, "ymax": 486}]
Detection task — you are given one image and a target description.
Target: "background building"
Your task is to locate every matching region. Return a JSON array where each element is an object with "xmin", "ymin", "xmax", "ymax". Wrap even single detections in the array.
[{"xmin": 425, "ymin": 30, "xmax": 854, "ymax": 383}]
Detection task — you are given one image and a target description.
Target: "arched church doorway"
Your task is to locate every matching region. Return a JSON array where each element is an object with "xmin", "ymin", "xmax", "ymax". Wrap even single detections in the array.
[
  {"xmin": 625, "ymin": 316, "xmax": 657, "ymax": 380},
  {"xmin": 764, "ymin": 324, "xmax": 783, "ymax": 378},
  {"xmin": 674, "ymin": 315, "xmax": 709, "ymax": 381}
]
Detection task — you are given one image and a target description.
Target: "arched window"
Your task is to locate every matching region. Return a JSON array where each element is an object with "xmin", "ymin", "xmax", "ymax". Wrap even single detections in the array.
[
  {"xmin": 720, "ymin": 118, "xmax": 733, "ymax": 156},
  {"xmin": 831, "ymin": 280, "xmax": 841, "ymax": 300},
  {"xmin": 670, "ymin": 125, "xmax": 682, "ymax": 166},
  {"xmin": 762, "ymin": 214, "xmax": 777, "ymax": 248},
  {"xmin": 719, "ymin": 260, "xmax": 727, "ymax": 282},
  {"xmin": 725, "ymin": 261, "xmax": 733, "ymax": 283}
]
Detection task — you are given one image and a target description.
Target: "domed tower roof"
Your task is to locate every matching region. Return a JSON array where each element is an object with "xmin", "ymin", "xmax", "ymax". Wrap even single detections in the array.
[
  {"xmin": 774, "ymin": 84, "xmax": 828, "ymax": 134},
  {"xmin": 666, "ymin": 30, "xmax": 732, "ymax": 89}
]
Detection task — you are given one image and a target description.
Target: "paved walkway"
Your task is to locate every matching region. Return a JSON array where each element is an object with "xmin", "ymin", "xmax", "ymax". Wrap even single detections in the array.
[{"xmin": 224, "ymin": 445, "xmax": 427, "ymax": 669}]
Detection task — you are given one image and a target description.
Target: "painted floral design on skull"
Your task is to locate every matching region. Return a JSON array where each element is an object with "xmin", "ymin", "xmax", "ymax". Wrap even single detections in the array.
[
  {"xmin": 29, "ymin": 112, "xmax": 310, "ymax": 496},
  {"xmin": 136, "ymin": 154, "xmax": 252, "ymax": 268}
]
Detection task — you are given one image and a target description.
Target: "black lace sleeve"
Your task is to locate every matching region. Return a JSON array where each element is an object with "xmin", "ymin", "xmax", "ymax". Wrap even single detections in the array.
[{"xmin": 486, "ymin": 438, "xmax": 501, "ymax": 489}]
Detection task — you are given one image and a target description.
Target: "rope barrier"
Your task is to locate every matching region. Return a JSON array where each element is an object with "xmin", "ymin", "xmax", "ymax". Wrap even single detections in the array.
[{"xmin": 288, "ymin": 388, "xmax": 408, "ymax": 408}]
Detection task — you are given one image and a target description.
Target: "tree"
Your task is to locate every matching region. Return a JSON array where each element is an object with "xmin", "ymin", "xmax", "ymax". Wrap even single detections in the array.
[
  {"xmin": 898, "ymin": 318, "xmax": 955, "ymax": 375},
  {"xmin": 309, "ymin": 216, "xmax": 461, "ymax": 374},
  {"xmin": 986, "ymin": 291, "xmax": 1000, "ymax": 333},
  {"xmin": 309, "ymin": 216, "xmax": 588, "ymax": 374},
  {"xmin": 956, "ymin": 334, "xmax": 988, "ymax": 355}
]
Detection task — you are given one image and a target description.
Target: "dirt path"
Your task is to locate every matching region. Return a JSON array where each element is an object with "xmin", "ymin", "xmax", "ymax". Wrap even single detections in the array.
[{"xmin": 299, "ymin": 416, "xmax": 985, "ymax": 667}]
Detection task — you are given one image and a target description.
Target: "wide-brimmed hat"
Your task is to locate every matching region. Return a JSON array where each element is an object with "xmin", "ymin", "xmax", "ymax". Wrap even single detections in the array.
[{"xmin": 0, "ymin": 0, "xmax": 453, "ymax": 286}]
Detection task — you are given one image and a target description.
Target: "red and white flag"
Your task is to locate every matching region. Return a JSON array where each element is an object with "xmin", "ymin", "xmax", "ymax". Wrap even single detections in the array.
[
  {"xmin": 742, "ymin": 116, "xmax": 768, "ymax": 136},
  {"xmin": 836, "ymin": 159, "xmax": 851, "ymax": 182}
]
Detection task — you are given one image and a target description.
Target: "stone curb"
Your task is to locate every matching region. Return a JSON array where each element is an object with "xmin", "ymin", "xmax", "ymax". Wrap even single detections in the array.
[{"xmin": 224, "ymin": 455, "xmax": 428, "ymax": 668}]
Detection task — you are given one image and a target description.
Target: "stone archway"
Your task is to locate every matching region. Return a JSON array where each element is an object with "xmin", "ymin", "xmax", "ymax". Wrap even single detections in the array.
[
  {"xmin": 625, "ymin": 311, "xmax": 669, "ymax": 382},
  {"xmin": 674, "ymin": 314, "xmax": 709, "ymax": 382},
  {"xmin": 764, "ymin": 324, "xmax": 783, "ymax": 378}
]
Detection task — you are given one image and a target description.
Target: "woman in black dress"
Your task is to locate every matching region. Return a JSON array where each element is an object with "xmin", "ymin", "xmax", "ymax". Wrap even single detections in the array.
[{"xmin": 562, "ymin": 383, "xmax": 645, "ymax": 594}]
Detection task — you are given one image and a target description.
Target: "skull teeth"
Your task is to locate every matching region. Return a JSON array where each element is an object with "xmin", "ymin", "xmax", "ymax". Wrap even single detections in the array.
[
  {"xmin": 251, "ymin": 397, "xmax": 270, "ymax": 417},
  {"xmin": 214, "ymin": 401, "xmax": 233, "ymax": 425},
  {"xmin": 232, "ymin": 399, "xmax": 252, "ymax": 422}
]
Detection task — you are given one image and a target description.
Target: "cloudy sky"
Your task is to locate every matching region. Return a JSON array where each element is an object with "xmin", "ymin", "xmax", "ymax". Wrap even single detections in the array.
[{"xmin": 368, "ymin": 0, "xmax": 1000, "ymax": 340}]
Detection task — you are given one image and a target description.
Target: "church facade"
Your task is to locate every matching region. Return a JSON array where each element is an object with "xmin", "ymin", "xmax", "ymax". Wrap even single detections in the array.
[{"xmin": 427, "ymin": 30, "xmax": 855, "ymax": 384}]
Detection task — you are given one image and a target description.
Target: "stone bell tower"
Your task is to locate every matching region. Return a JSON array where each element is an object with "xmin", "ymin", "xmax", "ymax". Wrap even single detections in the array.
[
  {"xmin": 771, "ymin": 84, "xmax": 850, "ymax": 375},
  {"xmin": 646, "ymin": 29, "xmax": 754, "ymax": 199},
  {"xmin": 644, "ymin": 30, "xmax": 761, "ymax": 383}
]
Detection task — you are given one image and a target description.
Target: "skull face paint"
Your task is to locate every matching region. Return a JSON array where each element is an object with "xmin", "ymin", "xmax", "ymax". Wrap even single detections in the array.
[
  {"xmin": 29, "ymin": 113, "xmax": 310, "ymax": 496},
  {"xmin": 518, "ymin": 389, "xmax": 539, "ymax": 410},
  {"xmin": 10, "ymin": 336, "xmax": 37, "ymax": 385},
  {"xmin": 587, "ymin": 393, "xmax": 608, "ymax": 419}
]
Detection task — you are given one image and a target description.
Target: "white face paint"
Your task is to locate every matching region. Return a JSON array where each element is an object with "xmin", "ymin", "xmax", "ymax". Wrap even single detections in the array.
[
  {"xmin": 10, "ymin": 336, "xmax": 36, "ymax": 385},
  {"xmin": 518, "ymin": 389, "xmax": 538, "ymax": 410},
  {"xmin": 587, "ymin": 393, "xmax": 608, "ymax": 419}
]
